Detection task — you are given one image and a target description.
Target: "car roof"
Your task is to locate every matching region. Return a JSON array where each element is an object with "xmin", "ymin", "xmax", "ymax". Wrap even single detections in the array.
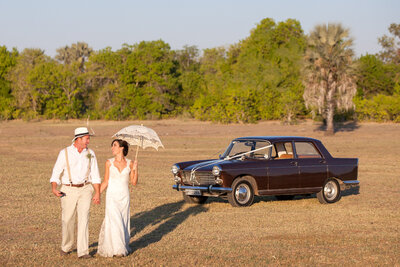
[{"xmin": 233, "ymin": 136, "xmax": 320, "ymax": 142}]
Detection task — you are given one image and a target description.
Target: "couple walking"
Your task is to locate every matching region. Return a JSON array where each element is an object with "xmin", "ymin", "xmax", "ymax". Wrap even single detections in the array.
[{"xmin": 50, "ymin": 127, "xmax": 138, "ymax": 258}]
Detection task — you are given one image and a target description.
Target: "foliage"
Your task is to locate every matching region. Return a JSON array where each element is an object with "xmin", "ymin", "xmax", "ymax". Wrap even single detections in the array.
[
  {"xmin": 117, "ymin": 40, "xmax": 180, "ymax": 119},
  {"xmin": 355, "ymin": 54, "xmax": 397, "ymax": 98},
  {"xmin": 192, "ymin": 18, "xmax": 307, "ymax": 123},
  {"xmin": 0, "ymin": 46, "xmax": 18, "ymax": 119},
  {"xmin": 354, "ymin": 90, "xmax": 400, "ymax": 122},
  {"xmin": 1, "ymin": 20, "xmax": 400, "ymax": 123},
  {"xmin": 378, "ymin": 23, "xmax": 400, "ymax": 64}
]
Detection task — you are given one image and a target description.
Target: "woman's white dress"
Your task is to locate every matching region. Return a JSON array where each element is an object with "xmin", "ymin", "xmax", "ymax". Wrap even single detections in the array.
[{"xmin": 98, "ymin": 158, "xmax": 132, "ymax": 257}]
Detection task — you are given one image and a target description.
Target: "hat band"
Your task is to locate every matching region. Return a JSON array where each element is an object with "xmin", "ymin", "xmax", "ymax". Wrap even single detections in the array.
[{"xmin": 74, "ymin": 132, "xmax": 89, "ymax": 138}]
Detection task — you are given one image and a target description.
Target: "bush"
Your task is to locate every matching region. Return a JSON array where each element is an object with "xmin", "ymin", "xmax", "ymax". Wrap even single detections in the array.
[{"xmin": 355, "ymin": 93, "xmax": 400, "ymax": 122}]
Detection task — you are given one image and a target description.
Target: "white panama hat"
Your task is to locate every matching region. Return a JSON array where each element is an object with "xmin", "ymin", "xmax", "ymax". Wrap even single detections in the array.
[{"xmin": 72, "ymin": 127, "xmax": 93, "ymax": 142}]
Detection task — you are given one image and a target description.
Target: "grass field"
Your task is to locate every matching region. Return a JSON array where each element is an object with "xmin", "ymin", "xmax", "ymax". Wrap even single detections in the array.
[{"xmin": 0, "ymin": 119, "xmax": 399, "ymax": 266}]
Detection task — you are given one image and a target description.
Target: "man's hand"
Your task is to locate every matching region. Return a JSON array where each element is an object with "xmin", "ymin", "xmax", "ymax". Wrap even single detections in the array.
[
  {"xmin": 51, "ymin": 182, "xmax": 63, "ymax": 197},
  {"xmin": 52, "ymin": 189, "xmax": 64, "ymax": 197},
  {"xmin": 92, "ymin": 193, "xmax": 100, "ymax": 205}
]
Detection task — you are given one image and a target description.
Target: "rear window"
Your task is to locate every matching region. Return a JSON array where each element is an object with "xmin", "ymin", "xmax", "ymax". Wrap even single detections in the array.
[{"xmin": 295, "ymin": 142, "xmax": 321, "ymax": 158}]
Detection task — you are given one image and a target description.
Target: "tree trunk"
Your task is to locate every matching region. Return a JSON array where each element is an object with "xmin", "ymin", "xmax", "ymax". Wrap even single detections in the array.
[
  {"xmin": 325, "ymin": 105, "xmax": 334, "ymax": 135},
  {"xmin": 325, "ymin": 86, "xmax": 335, "ymax": 135}
]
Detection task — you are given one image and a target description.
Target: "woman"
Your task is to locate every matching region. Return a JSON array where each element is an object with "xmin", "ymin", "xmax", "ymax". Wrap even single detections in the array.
[{"xmin": 97, "ymin": 139, "xmax": 138, "ymax": 257}]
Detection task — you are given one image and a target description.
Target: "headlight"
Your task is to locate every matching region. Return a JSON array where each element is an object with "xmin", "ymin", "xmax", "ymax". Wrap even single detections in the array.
[
  {"xmin": 171, "ymin": 165, "xmax": 179, "ymax": 175},
  {"xmin": 212, "ymin": 166, "xmax": 221, "ymax": 176}
]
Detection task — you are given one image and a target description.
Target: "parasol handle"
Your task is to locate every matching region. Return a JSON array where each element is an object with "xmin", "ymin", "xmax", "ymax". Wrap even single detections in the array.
[
  {"xmin": 134, "ymin": 136, "xmax": 142, "ymax": 162},
  {"xmin": 135, "ymin": 145, "xmax": 139, "ymax": 161}
]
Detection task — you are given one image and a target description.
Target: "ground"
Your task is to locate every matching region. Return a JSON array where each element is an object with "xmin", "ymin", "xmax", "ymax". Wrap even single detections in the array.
[{"xmin": 0, "ymin": 119, "xmax": 399, "ymax": 266}]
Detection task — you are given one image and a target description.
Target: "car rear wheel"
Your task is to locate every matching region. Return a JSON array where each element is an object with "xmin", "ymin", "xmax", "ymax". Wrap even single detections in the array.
[
  {"xmin": 317, "ymin": 179, "xmax": 341, "ymax": 204},
  {"xmin": 228, "ymin": 177, "xmax": 255, "ymax": 207},
  {"xmin": 182, "ymin": 192, "xmax": 208, "ymax": 204}
]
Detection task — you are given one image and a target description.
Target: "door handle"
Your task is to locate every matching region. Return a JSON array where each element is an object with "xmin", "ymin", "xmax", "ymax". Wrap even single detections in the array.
[
  {"xmin": 290, "ymin": 161, "xmax": 297, "ymax": 166},
  {"xmin": 319, "ymin": 160, "xmax": 326, "ymax": 164}
]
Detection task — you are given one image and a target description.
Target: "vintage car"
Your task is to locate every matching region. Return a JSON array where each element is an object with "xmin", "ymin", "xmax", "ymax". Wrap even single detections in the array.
[{"xmin": 171, "ymin": 136, "xmax": 359, "ymax": 207}]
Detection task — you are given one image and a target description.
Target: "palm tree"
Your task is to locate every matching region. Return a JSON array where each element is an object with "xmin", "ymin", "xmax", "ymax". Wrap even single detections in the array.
[
  {"xmin": 56, "ymin": 42, "xmax": 92, "ymax": 71},
  {"xmin": 303, "ymin": 23, "xmax": 356, "ymax": 135}
]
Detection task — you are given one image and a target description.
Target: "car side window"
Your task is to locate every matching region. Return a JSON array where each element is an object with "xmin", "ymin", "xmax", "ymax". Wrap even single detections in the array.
[
  {"xmin": 295, "ymin": 142, "xmax": 322, "ymax": 158},
  {"xmin": 272, "ymin": 142, "xmax": 294, "ymax": 159}
]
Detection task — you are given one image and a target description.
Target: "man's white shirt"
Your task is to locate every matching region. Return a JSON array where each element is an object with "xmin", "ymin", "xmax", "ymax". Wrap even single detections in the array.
[{"xmin": 50, "ymin": 145, "xmax": 101, "ymax": 185}]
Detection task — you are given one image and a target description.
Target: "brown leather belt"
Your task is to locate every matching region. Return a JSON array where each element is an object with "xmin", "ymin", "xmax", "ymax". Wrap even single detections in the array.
[{"xmin": 63, "ymin": 182, "xmax": 91, "ymax": 187}]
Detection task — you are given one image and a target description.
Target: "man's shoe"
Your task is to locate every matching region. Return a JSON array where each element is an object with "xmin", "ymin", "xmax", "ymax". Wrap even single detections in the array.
[
  {"xmin": 60, "ymin": 250, "xmax": 70, "ymax": 256},
  {"xmin": 79, "ymin": 254, "xmax": 92, "ymax": 259}
]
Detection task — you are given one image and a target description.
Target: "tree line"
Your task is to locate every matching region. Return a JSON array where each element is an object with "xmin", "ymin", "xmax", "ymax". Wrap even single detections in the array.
[{"xmin": 0, "ymin": 18, "xmax": 399, "ymax": 132}]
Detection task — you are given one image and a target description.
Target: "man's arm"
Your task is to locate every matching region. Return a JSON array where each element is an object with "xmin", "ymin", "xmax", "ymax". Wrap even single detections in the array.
[
  {"xmin": 50, "ymin": 149, "xmax": 65, "ymax": 197},
  {"xmin": 92, "ymin": 183, "xmax": 100, "ymax": 204}
]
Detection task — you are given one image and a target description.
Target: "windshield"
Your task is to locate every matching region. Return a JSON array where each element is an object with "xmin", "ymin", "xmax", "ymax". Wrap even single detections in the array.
[{"xmin": 222, "ymin": 140, "xmax": 271, "ymax": 159}]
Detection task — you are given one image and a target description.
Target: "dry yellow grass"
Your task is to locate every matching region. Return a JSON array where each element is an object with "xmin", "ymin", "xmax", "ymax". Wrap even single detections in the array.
[{"xmin": 0, "ymin": 119, "xmax": 399, "ymax": 266}]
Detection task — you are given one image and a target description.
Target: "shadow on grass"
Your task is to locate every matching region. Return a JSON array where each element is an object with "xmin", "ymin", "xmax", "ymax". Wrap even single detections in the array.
[
  {"xmin": 202, "ymin": 186, "xmax": 359, "ymax": 206},
  {"xmin": 129, "ymin": 200, "xmax": 208, "ymax": 253},
  {"xmin": 315, "ymin": 121, "xmax": 360, "ymax": 133},
  {"xmin": 341, "ymin": 185, "xmax": 360, "ymax": 197}
]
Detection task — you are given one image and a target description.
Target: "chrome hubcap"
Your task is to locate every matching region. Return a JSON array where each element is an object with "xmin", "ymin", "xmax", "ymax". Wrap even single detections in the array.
[
  {"xmin": 324, "ymin": 181, "xmax": 337, "ymax": 201},
  {"xmin": 235, "ymin": 184, "xmax": 250, "ymax": 204}
]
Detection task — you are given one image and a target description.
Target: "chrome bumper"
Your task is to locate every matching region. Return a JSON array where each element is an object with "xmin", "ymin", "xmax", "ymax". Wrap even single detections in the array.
[
  {"xmin": 343, "ymin": 180, "xmax": 359, "ymax": 185},
  {"xmin": 342, "ymin": 180, "xmax": 360, "ymax": 189},
  {"xmin": 173, "ymin": 184, "xmax": 232, "ymax": 193}
]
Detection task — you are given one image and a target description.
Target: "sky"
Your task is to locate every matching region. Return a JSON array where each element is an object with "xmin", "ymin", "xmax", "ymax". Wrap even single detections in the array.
[{"xmin": 0, "ymin": 0, "xmax": 399, "ymax": 57}]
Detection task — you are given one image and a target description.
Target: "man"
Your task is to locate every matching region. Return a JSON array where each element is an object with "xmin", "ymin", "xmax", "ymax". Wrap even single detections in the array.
[{"xmin": 50, "ymin": 127, "xmax": 101, "ymax": 259}]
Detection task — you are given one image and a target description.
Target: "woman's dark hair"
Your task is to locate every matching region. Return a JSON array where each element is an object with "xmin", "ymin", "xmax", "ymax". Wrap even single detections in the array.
[{"xmin": 111, "ymin": 139, "xmax": 129, "ymax": 156}]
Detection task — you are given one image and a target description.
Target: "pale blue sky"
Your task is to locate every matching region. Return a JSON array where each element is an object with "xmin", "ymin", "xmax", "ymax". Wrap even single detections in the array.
[{"xmin": 0, "ymin": 0, "xmax": 398, "ymax": 57}]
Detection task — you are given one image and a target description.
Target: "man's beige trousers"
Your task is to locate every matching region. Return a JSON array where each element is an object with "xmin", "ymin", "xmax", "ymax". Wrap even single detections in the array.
[{"xmin": 60, "ymin": 184, "xmax": 94, "ymax": 257}]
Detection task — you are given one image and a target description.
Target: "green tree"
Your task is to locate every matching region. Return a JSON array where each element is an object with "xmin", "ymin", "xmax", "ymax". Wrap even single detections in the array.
[
  {"xmin": 8, "ymin": 48, "xmax": 49, "ymax": 119},
  {"xmin": 85, "ymin": 47, "xmax": 125, "ymax": 118},
  {"xmin": 356, "ymin": 54, "xmax": 396, "ymax": 98},
  {"xmin": 193, "ymin": 18, "xmax": 306, "ymax": 123},
  {"xmin": 303, "ymin": 23, "xmax": 357, "ymax": 135},
  {"xmin": 116, "ymin": 40, "xmax": 180, "ymax": 119},
  {"xmin": 174, "ymin": 45, "xmax": 204, "ymax": 111},
  {"xmin": 378, "ymin": 23, "xmax": 400, "ymax": 64},
  {"xmin": 0, "ymin": 46, "xmax": 18, "ymax": 119}
]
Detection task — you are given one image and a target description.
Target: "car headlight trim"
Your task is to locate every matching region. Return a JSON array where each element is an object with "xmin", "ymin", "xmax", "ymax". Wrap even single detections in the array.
[
  {"xmin": 171, "ymin": 164, "xmax": 180, "ymax": 175},
  {"xmin": 212, "ymin": 165, "xmax": 221, "ymax": 176}
]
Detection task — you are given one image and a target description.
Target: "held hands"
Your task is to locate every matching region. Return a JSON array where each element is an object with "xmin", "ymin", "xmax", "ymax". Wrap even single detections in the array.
[{"xmin": 92, "ymin": 193, "xmax": 101, "ymax": 205}]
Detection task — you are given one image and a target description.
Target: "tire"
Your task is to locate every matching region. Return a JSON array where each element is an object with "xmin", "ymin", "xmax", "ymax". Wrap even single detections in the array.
[
  {"xmin": 317, "ymin": 179, "xmax": 341, "ymax": 204},
  {"xmin": 275, "ymin": 195, "xmax": 295, "ymax": 201},
  {"xmin": 182, "ymin": 192, "xmax": 208, "ymax": 204},
  {"xmin": 228, "ymin": 177, "xmax": 255, "ymax": 207}
]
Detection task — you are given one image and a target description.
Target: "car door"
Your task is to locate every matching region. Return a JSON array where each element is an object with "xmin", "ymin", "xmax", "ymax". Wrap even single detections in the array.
[
  {"xmin": 267, "ymin": 141, "xmax": 299, "ymax": 191},
  {"xmin": 295, "ymin": 141, "xmax": 327, "ymax": 189}
]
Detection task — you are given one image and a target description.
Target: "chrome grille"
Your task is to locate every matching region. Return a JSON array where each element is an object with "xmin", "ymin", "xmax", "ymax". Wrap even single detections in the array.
[{"xmin": 182, "ymin": 171, "xmax": 216, "ymax": 185}]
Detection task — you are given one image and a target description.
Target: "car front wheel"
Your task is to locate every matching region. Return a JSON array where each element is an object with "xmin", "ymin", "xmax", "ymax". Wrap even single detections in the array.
[
  {"xmin": 317, "ymin": 179, "xmax": 341, "ymax": 204},
  {"xmin": 228, "ymin": 177, "xmax": 255, "ymax": 207}
]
